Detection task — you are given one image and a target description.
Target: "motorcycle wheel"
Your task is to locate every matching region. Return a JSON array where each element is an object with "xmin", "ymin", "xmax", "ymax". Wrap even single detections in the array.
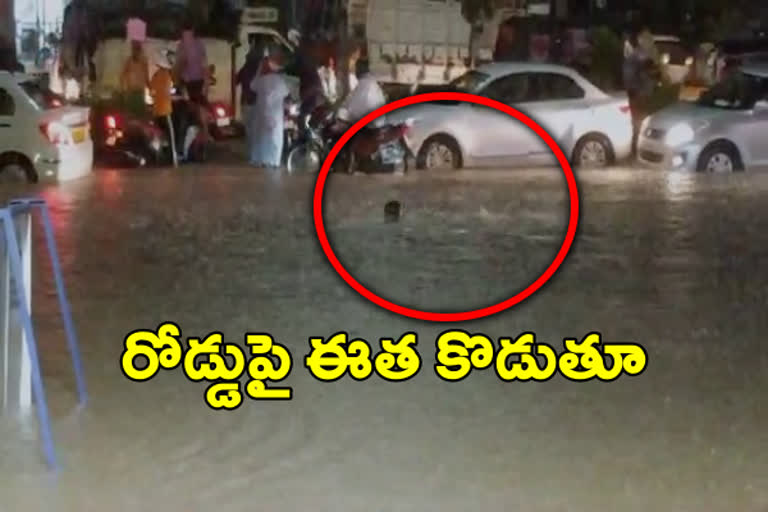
[
  {"xmin": 188, "ymin": 140, "xmax": 207, "ymax": 163},
  {"xmin": 286, "ymin": 142, "xmax": 322, "ymax": 174},
  {"xmin": 333, "ymin": 149, "xmax": 354, "ymax": 174}
]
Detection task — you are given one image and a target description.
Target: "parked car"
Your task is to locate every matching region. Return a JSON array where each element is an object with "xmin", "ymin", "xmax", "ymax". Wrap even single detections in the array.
[
  {"xmin": 637, "ymin": 63, "xmax": 768, "ymax": 172},
  {"xmin": 393, "ymin": 62, "xmax": 633, "ymax": 170},
  {"xmin": 0, "ymin": 71, "xmax": 93, "ymax": 183},
  {"xmin": 653, "ymin": 35, "xmax": 694, "ymax": 85}
]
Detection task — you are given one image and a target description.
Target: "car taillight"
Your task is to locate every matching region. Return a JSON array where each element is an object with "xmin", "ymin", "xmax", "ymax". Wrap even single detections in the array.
[
  {"xmin": 39, "ymin": 121, "xmax": 72, "ymax": 145},
  {"xmin": 105, "ymin": 115, "xmax": 117, "ymax": 129},
  {"xmin": 214, "ymin": 106, "xmax": 227, "ymax": 118}
]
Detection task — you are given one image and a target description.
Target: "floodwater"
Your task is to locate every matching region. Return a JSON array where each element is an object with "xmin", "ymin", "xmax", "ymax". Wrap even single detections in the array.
[{"xmin": 0, "ymin": 165, "xmax": 767, "ymax": 511}]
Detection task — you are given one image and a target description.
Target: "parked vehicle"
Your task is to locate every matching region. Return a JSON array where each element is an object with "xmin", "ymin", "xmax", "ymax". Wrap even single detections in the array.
[
  {"xmin": 653, "ymin": 35, "xmax": 694, "ymax": 85},
  {"xmin": 283, "ymin": 98, "xmax": 301, "ymax": 161},
  {"xmin": 286, "ymin": 105, "xmax": 415, "ymax": 175},
  {"xmin": 366, "ymin": 0, "xmax": 501, "ymax": 89},
  {"xmin": 389, "ymin": 62, "xmax": 633, "ymax": 170},
  {"xmin": 0, "ymin": 71, "xmax": 92, "ymax": 183},
  {"xmin": 93, "ymin": 93, "xmax": 209, "ymax": 168},
  {"xmin": 637, "ymin": 62, "xmax": 768, "ymax": 173}
]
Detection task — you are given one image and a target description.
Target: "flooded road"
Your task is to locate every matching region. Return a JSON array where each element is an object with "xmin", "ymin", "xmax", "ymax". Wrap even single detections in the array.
[{"xmin": 0, "ymin": 165, "xmax": 767, "ymax": 511}]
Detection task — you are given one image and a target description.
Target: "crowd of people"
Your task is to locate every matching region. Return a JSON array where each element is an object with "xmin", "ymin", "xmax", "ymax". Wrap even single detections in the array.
[
  {"xmin": 117, "ymin": 23, "xmax": 387, "ymax": 169},
  {"xmin": 234, "ymin": 38, "xmax": 385, "ymax": 169}
]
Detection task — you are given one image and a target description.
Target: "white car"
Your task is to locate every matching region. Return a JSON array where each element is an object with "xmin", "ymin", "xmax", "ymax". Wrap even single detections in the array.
[
  {"xmin": 392, "ymin": 62, "xmax": 633, "ymax": 170},
  {"xmin": 0, "ymin": 71, "xmax": 93, "ymax": 183}
]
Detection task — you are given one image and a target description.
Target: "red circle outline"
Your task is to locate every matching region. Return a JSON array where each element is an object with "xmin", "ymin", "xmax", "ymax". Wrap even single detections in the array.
[{"xmin": 312, "ymin": 91, "xmax": 580, "ymax": 322}]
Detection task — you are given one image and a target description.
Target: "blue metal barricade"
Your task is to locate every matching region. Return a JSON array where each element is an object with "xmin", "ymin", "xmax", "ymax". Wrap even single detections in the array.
[{"xmin": 0, "ymin": 197, "xmax": 87, "ymax": 471}]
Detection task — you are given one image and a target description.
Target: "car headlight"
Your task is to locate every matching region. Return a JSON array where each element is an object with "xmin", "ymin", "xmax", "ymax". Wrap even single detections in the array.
[
  {"xmin": 665, "ymin": 123, "xmax": 695, "ymax": 146},
  {"xmin": 288, "ymin": 103, "xmax": 299, "ymax": 116}
]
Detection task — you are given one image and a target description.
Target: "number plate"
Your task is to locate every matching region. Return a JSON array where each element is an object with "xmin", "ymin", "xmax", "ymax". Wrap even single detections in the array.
[
  {"xmin": 216, "ymin": 117, "xmax": 231, "ymax": 127},
  {"xmin": 72, "ymin": 126, "xmax": 87, "ymax": 144},
  {"xmin": 380, "ymin": 143, "xmax": 403, "ymax": 164}
]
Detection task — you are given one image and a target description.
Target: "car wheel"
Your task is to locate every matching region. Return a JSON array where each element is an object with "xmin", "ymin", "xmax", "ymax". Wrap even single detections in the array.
[
  {"xmin": 696, "ymin": 142, "xmax": 743, "ymax": 173},
  {"xmin": 416, "ymin": 135, "xmax": 462, "ymax": 170},
  {"xmin": 0, "ymin": 153, "xmax": 39, "ymax": 184},
  {"xmin": 573, "ymin": 134, "xmax": 613, "ymax": 169}
]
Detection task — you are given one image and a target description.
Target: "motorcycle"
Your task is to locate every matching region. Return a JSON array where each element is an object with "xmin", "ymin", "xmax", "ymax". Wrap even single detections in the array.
[
  {"xmin": 92, "ymin": 94, "xmax": 208, "ymax": 168},
  {"xmin": 92, "ymin": 109, "xmax": 160, "ymax": 168},
  {"xmin": 283, "ymin": 99, "xmax": 301, "ymax": 162},
  {"xmin": 286, "ymin": 106, "xmax": 415, "ymax": 175}
]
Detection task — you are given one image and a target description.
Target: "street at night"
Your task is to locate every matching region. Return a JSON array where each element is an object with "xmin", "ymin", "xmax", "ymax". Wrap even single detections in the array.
[{"xmin": 0, "ymin": 165, "xmax": 766, "ymax": 510}]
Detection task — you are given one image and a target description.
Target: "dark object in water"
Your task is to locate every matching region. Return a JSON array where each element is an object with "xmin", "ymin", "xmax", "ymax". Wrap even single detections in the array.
[{"xmin": 384, "ymin": 200, "xmax": 402, "ymax": 222}]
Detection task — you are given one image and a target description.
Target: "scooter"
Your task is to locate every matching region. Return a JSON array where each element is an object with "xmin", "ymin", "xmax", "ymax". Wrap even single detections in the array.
[
  {"xmin": 92, "ymin": 109, "xmax": 159, "ymax": 168},
  {"xmin": 93, "ymin": 98, "xmax": 208, "ymax": 168}
]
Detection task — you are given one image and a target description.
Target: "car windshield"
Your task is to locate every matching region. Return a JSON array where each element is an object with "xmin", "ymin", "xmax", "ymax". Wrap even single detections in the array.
[
  {"xmin": 448, "ymin": 70, "xmax": 490, "ymax": 92},
  {"xmin": 697, "ymin": 71, "xmax": 768, "ymax": 109},
  {"xmin": 19, "ymin": 80, "xmax": 65, "ymax": 110}
]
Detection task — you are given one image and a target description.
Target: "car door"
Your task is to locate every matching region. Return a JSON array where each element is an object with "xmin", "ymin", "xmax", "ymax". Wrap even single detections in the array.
[
  {"xmin": 726, "ymin": 76, "xmax": 768, "ymax": 165},
  {"xmin": 0, "ymin": 87, "xmax": 17, "ymax": 155},
  {"xmin": 521, "ymin": 72, "xmax": 590, "ymax": 161},
  {"xmin": 743, "ymin": 80, "xmax": 768, "ymax": 165},
  {"xmin": 465, "ymin": 72, "xmax": 541, "ymax": 162}
]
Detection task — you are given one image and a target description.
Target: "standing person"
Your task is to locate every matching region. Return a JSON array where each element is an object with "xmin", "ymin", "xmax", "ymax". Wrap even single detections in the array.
[
  {"xmin": 236, "ymin": 44, "xmax": 262, "ymax": 156},
  {"xmin": 346, "ymin": 45, "xmax": 361, "ymax": 93},
  {"xmin": 120, "ymin": 40, "xmax": 150, "ymax": 116},
  {"xmin": 338, "ymin": 59, "xmax": 386, "ymax": 124},
  {"xmin": 318, "ymin": 55, "xmax": 339, "ymax": 104},
  {"xmin": 175, "ymin": 23, "xmax": 210, "ymax": 141},
  {"xmin": 249, "ymin": 56, "xmax": 291, "ymax": 168},
  {"xmin": 297, "ymin": 38, "xmax": 325, "ymax": 118},
  {"xmin": 150, "ymin": 51, "xmax": 177, "ymax": 167}
]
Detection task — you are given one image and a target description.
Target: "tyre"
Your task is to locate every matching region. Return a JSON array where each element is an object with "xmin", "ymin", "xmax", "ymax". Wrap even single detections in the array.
[
  {"xmin": 333, "ymin": 148, "xmax": 355, "ymax": 174},
  {"xmin": 188, "ymin": 140, "xmax": 207, "ymax": 163},
  {"xmin": 286, "ymin": 142, "xmax": 323, "ymax": 174},
  {"xmin": 0, "ymin": 153, "xmax": 39, "ymax": 183},
  {"xmin": 696, "ymin": 141, "xmax": 743, "ymax": 173},
  {"xmin": 416, "ymin": 134, "xmax": 461, "ymax": 170},
  {"xmin": 572, "ymin": 134, "xmax": 613, "ymax": 169}
]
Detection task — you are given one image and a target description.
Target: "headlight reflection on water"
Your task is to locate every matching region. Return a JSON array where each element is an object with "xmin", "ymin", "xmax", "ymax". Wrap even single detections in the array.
[{"xmin": 663, "ymin": 170, "xmax": 696, "ymax": 199}]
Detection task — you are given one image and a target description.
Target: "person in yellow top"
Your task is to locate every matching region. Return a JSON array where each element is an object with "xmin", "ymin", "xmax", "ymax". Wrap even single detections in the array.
[
  {"xmin": 120, "ymin": 40, "xmax": 150, "ymax": 116},
  {"xmin": 150, "ymin": 51, "xmax": 178, "ymax": 167}
]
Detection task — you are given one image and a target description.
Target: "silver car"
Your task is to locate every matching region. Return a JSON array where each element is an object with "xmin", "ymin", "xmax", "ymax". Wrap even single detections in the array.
[
  {"xmin": 637, "ymin": 63, "xmax": 768, "ymax": 172},
  {"xmin": 389, "ymin": 62, "xmax": 634, "ymax": 170}
]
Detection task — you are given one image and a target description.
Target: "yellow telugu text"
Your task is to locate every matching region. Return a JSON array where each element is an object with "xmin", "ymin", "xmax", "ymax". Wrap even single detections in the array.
[
  {"xmin": 120, "ymin": 322, "xmax": 293, "ymax": 411},
  {"xmin": 434, "ymin": 330, "xmax": 647, "ymax": 382},
  {"xmin": 121, "ymin": 327, "xmax": 647, "ymax": 410}
]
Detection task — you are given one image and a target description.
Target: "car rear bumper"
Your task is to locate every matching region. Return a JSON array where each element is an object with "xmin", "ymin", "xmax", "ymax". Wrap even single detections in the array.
[
  {"xmin": 36, "ymin": 140, "xmax": 94, "ymax": 181},
  {"xmin": 636, "ymin": 136, "xmax": 702, "ymax": 172}
]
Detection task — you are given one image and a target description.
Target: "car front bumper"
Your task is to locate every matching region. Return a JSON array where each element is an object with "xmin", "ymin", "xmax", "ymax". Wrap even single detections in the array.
[
  {"xmin": 36, "ymin": 140, "xmax": 94, "ymax": 181},
  {"xmin": 636, "ymin": 135, "xmax": 703, "ymax": 172}
]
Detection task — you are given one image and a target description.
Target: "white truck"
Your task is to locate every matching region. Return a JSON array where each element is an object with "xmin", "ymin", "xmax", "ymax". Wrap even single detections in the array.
[{"xmin": 365, "ymin": 0, "xmax": 504, "ymax": 88}]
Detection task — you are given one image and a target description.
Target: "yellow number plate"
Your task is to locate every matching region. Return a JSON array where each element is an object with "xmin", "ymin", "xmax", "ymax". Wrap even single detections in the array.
[{"xmin": 72, "ymin": 126, "xmax": 88, "ymax": 144}]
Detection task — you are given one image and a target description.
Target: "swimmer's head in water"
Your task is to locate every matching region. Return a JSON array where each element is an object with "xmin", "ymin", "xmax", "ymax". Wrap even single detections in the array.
[{"xmin": 384, "ymin": 200, "xmax": 402, "ymax": 223}]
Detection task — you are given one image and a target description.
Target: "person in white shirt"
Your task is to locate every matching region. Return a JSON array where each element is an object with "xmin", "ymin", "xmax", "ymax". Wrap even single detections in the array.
[
  {"xmin": 317, "ymin": 55, "xmax": 339, "ymax": 104},
  {"xmin": 337, "ymin": 59, "xmax": 387, "ymax": 125}
]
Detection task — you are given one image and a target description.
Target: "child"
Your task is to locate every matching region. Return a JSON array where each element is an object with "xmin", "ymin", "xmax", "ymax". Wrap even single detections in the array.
[{"xmin": 150, "ymin": 52, "xmax": 178, "ymax": 167}]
